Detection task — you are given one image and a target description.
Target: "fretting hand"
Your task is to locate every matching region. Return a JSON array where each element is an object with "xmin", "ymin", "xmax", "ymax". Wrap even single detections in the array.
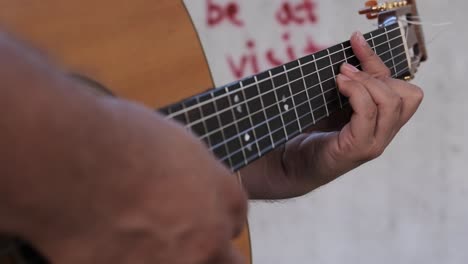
[{"xmin": 241, "ymin": 32, "xmax": 424, "ymax": 199}]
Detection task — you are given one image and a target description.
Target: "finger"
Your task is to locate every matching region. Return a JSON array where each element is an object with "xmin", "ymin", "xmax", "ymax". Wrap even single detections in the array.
[
  {"xmin": 350, "ymin": 31, "xmax": 391, "ymax": 78},
  {"xmin": 336, "ymin": 74, "xmax": 377, "ymax": 145},
  {"xmin": 382, "ymin": 78, "xmax": 424, "ymax": 127},
  {"xmin": 341, "ymin": 64, "xmax": 402, "ymax": 143}
]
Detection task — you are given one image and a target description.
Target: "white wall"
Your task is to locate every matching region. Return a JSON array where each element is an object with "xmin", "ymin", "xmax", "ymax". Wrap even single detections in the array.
[{"xmin": 184, "ymin": 1, "xmax": 467, "ymax": 263}]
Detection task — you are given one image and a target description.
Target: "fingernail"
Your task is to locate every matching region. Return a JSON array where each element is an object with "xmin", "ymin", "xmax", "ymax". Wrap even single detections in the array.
[
  {"xmin": 342, "ymin": 63, "xmax": 360, "ymax": 73},
  {"xmin": 337, "ymin": 74, "xmax": 351, "ymax": 81},
  {"xmin": 354, "ymin": 31, "xmax": 368, "ymax": 47}
]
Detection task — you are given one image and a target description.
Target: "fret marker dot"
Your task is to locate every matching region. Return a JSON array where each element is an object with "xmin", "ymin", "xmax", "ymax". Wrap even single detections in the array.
[
  {"xmin": 237, "ymin": 106, "xmax": 243, "ymax": 113},
  {"xmin": 284, "ymin": 104, "xmax": 289, "ymax": 111},
  {"xmin": 282, "ymin": 95, "xmax": 287, "ymax": 103},
  {"xmin": 234, "ymin": 95, "xmax": 240, "ymax": 103},
  {"xmin": 244, "ymin": 133, "xmax": 251, "ymax": 142},
  {"xmin": 247, "ymin": 144, "xmax": 253, "ymax": 152}
]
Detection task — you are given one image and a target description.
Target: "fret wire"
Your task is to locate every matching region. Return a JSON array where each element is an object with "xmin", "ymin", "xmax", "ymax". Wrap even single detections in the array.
[
  {"xmin": 209, "ymin": 52, "xmax": 409, "ymax": 158},
  {"xmin": 218, "ymin": 62, "xmax": 409, "ymax": 169},
  {"xmin": 225, "ymin": 86, "xmax": 248, "ymax": 167},
  {"xmin": 205, "ymin": 47, "xmax": 406, "ymax": 150},
  {"xmin": 220, "ymin": 66, "xmax": 410, "ymax": 167},
  {"xmin": 223, "ymin": 93, "xmax": 340, "ymax": 168},
  {"xmin": 305, "ymin": 63, "xmax": 411, "ymax": 130},
  {"xmin": 327, "ymin": 48, "xmax": 343, "ymax": 109},
  {"xmin": 195, "ymin": 39, "xmax": 404, "ymax": 137},
  {"xmin": 341, "ymin": 42, "xmax": 350, "ymax": 105},
  {"xmin": 313, "ymin": 53, "xmax": 329, "ymax": 117},
  {"xmin": 384, "ymin": 26, "xmax": 398, "ymax": 76},
  {"xmin": 254, "ymin": 75, "xmax": 276, "ymax": 149},
  {"xmin": 167, "ymin": 26, "xmax": 402, "ymax": 120},
  {"xmin": 196, "ymin": 96, "xmax": 211, "ymax": 146},
  {"xmin": 209, "ymin": 77, "xmax": 335, "ymax": 151},
  {"xmin": 167, "ymin": 104, "xmax": 191, "ymax": 133},
  {"xmin": 183, "ymin": 106, "xmax": 191, "ymax": 132},
  {"xmin": 184, "ymin": 34, "xmax": 404, "ymax": 133},
  {"xmin": 298, "ymin": 59, "xmax": 316, "ymax": 124},
  {"xmin": 284, "ymin": 59, "xmax": 411, "ymax": 136},
  {"xmin": 269, "ymin": 70, "xmax": 289, "ymax": 141},
  {"xmin": 205, "ymin": 47, "xmax": 407, "ymax": 149},
  {"xmin": 210, "ymin": 91, "xmax": 231, "ymax": 166},
  {"xmin": 390, "ymin": 55, "xmax": 411, "ymax": 75},
  {"xmin": 240, "ymin": 81, "xmax": 262, "ymax": 158},
  {"xmin": 283, "ymin": 64, "xmax": 303, "ymax": 133},
  {"xmin": 341, "ymin": 42, "xmax": 349, "ymax": 64},
  {"xmin": 212, "ymin": 80, "xmax": 338, "ymax": 153},
  {"xmin": 214, "ymin": 54, "xmax": 408, "ymax": 158},
  {"xmin": 164, "ymin": 27, "xmax": 408, "ymax": 167},
  {"xmin": 370, "ymin": 31, "xmax": 377, "ymax": 54}
]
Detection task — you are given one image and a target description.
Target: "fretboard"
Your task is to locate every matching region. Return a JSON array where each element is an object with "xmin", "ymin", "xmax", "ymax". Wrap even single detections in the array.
[{"xmin": 160, "ymin": 22, "xmax": 409, "ymax": 172}]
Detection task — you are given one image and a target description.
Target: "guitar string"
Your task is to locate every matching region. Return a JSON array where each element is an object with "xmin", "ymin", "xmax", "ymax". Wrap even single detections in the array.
[
  {"xmin": 204, "ymin": 47, "xmax": 407, "ymax": 154},
  {"xmin": 207, "ymin": 49, "xmax": 406, "ymax": 154},
  {"xmin": 218, "ymin": 65, "xmax": 410, "ymax": 167},
  {"xmin": 168, "ymin": 26, "xmax": 401, "ymax": 122},
  {"xmin": 185, "ymin": 36, "xmax": 404, "ymax": 134},
  {"xmin": 166, "ymin": 25, "xmax": 402, "ymax": 119},
  {"xmin": 221, "ymin": 65, "xmax": 411, "ymax": 167},
  {"xmin": 211, "ymin": 58, "xmax": 409, "ymax": 157},
  {"xmin": 202, "ymin": 45, "xmax": 407, "ymax": 146}
]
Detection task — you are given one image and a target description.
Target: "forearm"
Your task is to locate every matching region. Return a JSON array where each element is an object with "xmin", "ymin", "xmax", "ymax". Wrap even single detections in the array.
[
  {"xmin": 241, "ymin": 133, "xmax": 336, "ymax": 200},
  {"xmin": 241, "ymin": 141, "xmax": 311, "ymax": 200},
  {"xmin": 240, "ymin": 109, "xmax": 353, "ymax": 200}
]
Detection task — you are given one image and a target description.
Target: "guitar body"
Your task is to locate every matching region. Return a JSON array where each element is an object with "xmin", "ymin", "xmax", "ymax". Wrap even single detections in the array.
[{"xmin": 0, "ymin": 0, "xmax": 251, "ymax": 263}]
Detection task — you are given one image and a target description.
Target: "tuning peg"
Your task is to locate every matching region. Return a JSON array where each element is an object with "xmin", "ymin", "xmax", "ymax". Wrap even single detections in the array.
[
  {"xmin": 359, "ymin": 1, "xmax": 379, "ymax": 20},
  {"xmin": 359, "ymin": 1, "xmax": 408, "ymax": 20}
]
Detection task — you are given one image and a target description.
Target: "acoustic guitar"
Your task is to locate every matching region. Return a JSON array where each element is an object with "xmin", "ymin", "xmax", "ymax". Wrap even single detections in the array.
[{"xmin": 0, "ymin": 0, "xmax": 427, "ymax": 263}]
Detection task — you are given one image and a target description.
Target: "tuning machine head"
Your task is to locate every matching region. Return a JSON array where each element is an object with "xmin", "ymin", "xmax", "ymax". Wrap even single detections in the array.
[
  {"xmin": 359, "ymin": 1, "xmax": 409, "ymax": 20},
  {"xmin": 359, "ymin": 0, "xmax": 428, "ymax": 79}
]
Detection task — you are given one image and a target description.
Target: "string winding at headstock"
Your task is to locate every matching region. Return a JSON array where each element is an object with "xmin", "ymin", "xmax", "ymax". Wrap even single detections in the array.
[{"xmin": 360, "ymin": 0, "xmax": 427, "ymax": 80}]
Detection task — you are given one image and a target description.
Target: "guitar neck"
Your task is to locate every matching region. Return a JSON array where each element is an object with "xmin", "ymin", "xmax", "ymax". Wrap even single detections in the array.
[{"xmin": 160, "ymin": 22, "xmax": 410, "ymax": 172}]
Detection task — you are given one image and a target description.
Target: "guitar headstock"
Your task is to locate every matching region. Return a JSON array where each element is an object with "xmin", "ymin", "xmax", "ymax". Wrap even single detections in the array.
[{"xmin": 360, "ymin": 0, "xmax": 427, "ymax": 79}]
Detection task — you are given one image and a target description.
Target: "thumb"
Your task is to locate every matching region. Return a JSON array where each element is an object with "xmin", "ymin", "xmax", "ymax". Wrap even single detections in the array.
[{"xmin": 350, "ymin": 31, "xmax": 391, "ymax": 78}]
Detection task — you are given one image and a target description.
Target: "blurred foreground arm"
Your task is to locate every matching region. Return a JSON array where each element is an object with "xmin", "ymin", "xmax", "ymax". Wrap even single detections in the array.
[{"xmin": 0, "ymin": 34, "xmax": 247, "ymax": 264}]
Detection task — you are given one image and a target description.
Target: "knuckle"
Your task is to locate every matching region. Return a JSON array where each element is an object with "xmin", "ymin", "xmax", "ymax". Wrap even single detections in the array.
[
  {"xmin": 368, "ymin": 50, "xmax": 379, "ymax": 58},
  {"xmin": 412, "ymin": 85, "xmax": 425, "ymax": 103},
  {"xmin": 392, "ymin": 95, "xmax": 403, "ymax": 113},
  {"xmin": 379, "ymin": 76, "xmax": 393, "ymax": 84},
  {"xmin": 370, "ymin": 148, "xmax": 385, "ymax": 159},
  {"xmin": 382, "ymin": 68, "xmax": 392, "ymax": 77},
  {"xmin": 356, "ymin": 71, "xmax": 373, "ymax": 82},
  {"xmin": 364, "ymin": 104, "xmax": 378, "ymax": 120},
  {"xmin": 362, "ymin": 144, "xmax": 385, "ymax": 161},
  {"xmin": 377, "ymin": 68, "xmax": 391, "ymax": 78},
  {"xmin": 345, "ymin": 80, "xmax": 362, "ymax": 92}
]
